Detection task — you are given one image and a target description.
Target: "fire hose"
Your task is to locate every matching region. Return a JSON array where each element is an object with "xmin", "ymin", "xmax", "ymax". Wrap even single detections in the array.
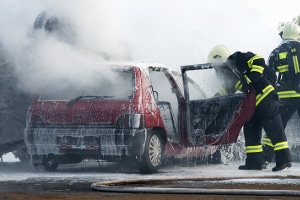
[{"xmin": 91, "ymin": 176, "xmax": 300, "ymax": 197}]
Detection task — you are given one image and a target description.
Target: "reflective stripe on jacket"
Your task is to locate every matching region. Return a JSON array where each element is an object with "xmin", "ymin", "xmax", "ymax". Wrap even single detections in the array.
[
  {"xmin": 269, "ymin": 40, "xmax": 300, "ymax": 90},
  {"xmin": 234, "ymin": 53, "xmax": 275, "ymax": 106},
  {"xmin": 255, "ymin": 85, "xmax": 275, "ymax": 106},
  {"xmin": 278, "ymin": 90, "xmax": 300, "ymax": 98}
]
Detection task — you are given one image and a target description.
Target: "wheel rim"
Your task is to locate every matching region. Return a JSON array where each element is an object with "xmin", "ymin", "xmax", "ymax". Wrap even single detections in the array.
[{"xmin": 148, "ymin": 135, "xmax": 162, "ymax": 167}]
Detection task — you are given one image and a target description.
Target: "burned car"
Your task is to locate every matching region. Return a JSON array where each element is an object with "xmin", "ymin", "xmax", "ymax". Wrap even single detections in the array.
[{"xmin": 24, "ymin": 63, "xmax": 255, "ymax": 173}]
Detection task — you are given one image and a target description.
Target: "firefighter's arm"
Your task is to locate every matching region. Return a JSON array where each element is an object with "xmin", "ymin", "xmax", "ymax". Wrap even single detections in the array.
[
  {"xmin": 234, "ymin": 75, "xmax": 250, "ymax": 92},
  {"xmin": 245, "ymin": 55, "xmax": 265, "ymax": 82}
]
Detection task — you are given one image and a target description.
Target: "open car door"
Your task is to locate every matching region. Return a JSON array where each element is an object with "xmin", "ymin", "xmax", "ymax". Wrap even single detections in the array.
[{"xmin": 181, "ymin": 63, "xmax": 255, "ymax": 146}]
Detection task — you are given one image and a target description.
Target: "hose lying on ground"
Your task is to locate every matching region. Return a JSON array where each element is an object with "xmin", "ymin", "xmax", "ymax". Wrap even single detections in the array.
[{"xmin": 91, "ymin": 176, "xmax": 300, "ymax": 197}]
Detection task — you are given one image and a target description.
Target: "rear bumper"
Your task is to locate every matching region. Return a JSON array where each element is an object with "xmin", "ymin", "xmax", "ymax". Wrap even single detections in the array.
[{"xmin": 24, "ymin": 128, "xmax": 147, "ymax": 157}]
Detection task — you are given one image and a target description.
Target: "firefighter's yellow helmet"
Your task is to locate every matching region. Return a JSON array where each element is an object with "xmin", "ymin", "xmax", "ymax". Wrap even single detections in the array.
[
  {"xmin": 282, "ymin": 22, "xmax": 300, "ymax": 40},
  {"xmin": 207, "ymin": 45, "xmax": 230, "ymax": 63}
]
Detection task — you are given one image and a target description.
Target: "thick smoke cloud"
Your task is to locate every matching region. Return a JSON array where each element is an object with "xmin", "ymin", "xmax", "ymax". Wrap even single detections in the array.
[
  {"xmin": 0, "ymin": 0, "xmax": 296, "ymax": 95},
  {"xmin": 0, "ymin": 0, "xmax": 133, "ymax": 95}
]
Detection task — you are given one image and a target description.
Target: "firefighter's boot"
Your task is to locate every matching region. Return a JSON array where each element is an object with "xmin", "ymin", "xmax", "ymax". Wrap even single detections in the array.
[
  {"xmin": 273, "ymin": 149, "xmax": 292, "ymax": 172},
  {"xmin": 239, "ymin": 152, "xmax": 264, "ymax": 170}
]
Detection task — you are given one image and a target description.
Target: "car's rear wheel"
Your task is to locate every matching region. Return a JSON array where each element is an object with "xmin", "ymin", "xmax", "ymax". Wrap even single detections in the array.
[
  {"xmin": 139, "ymin": 131, "xmax": 163, "ymax": 174},
  {"xmin": 43, "ymin": 155, "xmax": 59, "ymax": 171}
]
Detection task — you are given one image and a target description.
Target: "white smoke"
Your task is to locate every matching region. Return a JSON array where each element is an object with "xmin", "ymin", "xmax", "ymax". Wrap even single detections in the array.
[
  {"xmin": 0, "ymin": 0, "xmax": 297, "ymax": 95},
  {"xmin": 0, "ymin": 0, "xmax": 133, "ymax": 95}
]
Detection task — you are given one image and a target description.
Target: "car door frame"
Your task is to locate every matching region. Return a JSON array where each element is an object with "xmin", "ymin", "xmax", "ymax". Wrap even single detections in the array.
[{"xmin": 181, "ymin": 63, "xmax": 256, "ymax": 146}]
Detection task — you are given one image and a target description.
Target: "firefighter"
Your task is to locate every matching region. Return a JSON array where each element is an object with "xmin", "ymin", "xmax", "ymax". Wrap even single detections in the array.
[
  {"xmin": 208, "ymin": 45, "xmax": 249, "ymax": 162},
  {"xmin": 227, "ymin": 51, "xmax": 292, "ymax": 171},
  {"xmin": 263, "ymin": 22, "xmax": 300, "ymax": 166},
  {"xmin": 209, "ymin": 47, "xmax": 292, "ymax": 171},
  {"xmin": 208, "ymin": 45, "xmax": 277, "ymax": 96}
]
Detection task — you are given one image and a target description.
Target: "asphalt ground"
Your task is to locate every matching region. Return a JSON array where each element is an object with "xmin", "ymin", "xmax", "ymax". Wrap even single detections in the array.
[{"xmin": 1, "ymin": 161, "xmax": 300, "ymax": 199}]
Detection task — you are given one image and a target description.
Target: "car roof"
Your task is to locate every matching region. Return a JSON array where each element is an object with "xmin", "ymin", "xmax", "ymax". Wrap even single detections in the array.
[{"xmin": 86, "ymin": 61, "xmax": 180, "ymax": 74}]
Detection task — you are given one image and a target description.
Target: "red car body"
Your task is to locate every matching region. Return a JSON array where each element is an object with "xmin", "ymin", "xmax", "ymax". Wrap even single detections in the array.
[{"xmin": 24, "ymin": 63, "xmax": 255, "ymax": 173}]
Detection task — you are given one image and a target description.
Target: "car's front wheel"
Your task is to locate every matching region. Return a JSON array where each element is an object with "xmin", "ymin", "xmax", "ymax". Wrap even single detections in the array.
[{"xmin": 139, "ymin": 131, "xmax": 163, "ymax": 174}]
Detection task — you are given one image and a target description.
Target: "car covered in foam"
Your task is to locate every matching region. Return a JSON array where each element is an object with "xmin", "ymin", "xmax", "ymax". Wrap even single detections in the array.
[{"xmin": 24, "ymin": 62, "xmax": 255, "ymax": 173}]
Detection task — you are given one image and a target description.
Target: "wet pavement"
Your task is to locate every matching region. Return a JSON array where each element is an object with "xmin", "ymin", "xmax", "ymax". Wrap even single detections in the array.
[{"xmin": 1, "ymin": 161, "xmax": 300, "ymax": 199}]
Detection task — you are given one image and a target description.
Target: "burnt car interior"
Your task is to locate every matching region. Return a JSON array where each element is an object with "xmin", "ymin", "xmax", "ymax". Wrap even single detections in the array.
[
  {"xmin": 190, "ymin": 94, "xmax": 245, "ymax": 137},
  {"xmin": 181, "ymin": 63, "xmax": 248, "ymax": 145}
]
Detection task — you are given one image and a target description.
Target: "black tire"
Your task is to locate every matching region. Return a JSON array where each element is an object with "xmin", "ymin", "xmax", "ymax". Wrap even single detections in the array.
[
  {"xmin": 139, "ymin": 132, "xmax": 163, "ymax": 174},
  {"xmin": 43, "ymin": 156, "xmax": 59, "ymax": 172}
]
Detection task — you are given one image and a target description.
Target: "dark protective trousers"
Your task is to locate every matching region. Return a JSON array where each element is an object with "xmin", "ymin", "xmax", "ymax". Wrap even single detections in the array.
[
  {"xmin": 244, "ymin": 94, "xmax": 291, "ymax": 167},
  {"xmin": 263, "ymin": 98, "xmax": 300, "ymax": 163},
  {"xmin": 280, "ymin": 98, "xmax": 300, "ymax": 127}
]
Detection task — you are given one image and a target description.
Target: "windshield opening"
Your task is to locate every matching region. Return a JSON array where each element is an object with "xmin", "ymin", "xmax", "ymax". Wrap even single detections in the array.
[
  {"xmin": 38, "ymin": 68, "xmax": 135, "ymax": 100},
  {"xmin": 185, "ymin": 68, "xmax": 222, "ymax": 100}
]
